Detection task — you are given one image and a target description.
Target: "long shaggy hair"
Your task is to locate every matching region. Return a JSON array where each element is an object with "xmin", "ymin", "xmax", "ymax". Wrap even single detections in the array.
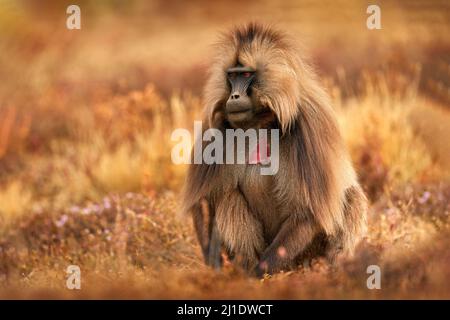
[{"xmin": 183, "ymin": 23, "xmax": 367, "ymax": 270}]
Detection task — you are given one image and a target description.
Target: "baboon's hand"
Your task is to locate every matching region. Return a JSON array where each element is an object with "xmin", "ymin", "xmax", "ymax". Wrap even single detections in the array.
[{"xmin": 254, "ymin": 250, "xmax": 287, "ymax": 277}]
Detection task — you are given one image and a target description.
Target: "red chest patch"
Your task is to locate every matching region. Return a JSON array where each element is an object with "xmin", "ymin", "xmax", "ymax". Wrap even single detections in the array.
[{"xmin": 248, "ymin": 138, "xmax": 271, "ymax": 165}]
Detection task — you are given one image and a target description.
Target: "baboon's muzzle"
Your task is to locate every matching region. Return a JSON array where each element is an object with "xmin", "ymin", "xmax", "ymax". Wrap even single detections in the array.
[{"xmin": 226, "ymin": 76, "xmax": 254, "ymax": 122}]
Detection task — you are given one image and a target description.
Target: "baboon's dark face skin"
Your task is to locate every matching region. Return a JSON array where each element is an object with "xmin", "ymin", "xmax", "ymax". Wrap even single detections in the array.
[{"xmin": 225, "ymin": 65, "xmax": 275, "ymax": 129}]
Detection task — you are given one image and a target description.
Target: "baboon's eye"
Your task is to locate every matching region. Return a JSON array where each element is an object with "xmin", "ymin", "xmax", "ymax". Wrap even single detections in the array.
[
  {"xmin": 228, "ymin": 72, "xmax": 237, "ymax": 79},
  {"xmin": 242, "ymin": 72, "xmax": 252, "ymax": 78}
]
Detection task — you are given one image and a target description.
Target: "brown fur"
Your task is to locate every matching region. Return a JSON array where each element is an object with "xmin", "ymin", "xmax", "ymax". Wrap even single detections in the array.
[{"xmin": 182, "ymin": 23, "xmax": 367, "ymax": 276}]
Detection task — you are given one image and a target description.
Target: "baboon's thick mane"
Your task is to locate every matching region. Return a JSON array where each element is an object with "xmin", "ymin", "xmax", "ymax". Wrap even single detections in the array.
[{"xmin": 232, "ymin": 22, "xmax": 283, "ymax": 48}]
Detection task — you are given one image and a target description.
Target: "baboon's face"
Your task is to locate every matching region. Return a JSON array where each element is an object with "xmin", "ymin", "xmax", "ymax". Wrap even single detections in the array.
[{"xmin": 224, "ymin": 64, "xmax": 274, "ymax": 129}]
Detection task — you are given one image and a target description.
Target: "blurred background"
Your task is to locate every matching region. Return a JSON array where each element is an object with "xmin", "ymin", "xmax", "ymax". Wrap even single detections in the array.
[{"xmin": 0, "ymin": 0, "xmax": 449, "ymax": 298}]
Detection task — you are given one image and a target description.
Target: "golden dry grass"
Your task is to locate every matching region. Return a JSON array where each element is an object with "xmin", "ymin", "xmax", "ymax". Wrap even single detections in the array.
[{"xmin": 0, "ymin": 0, "xmax": 449, "ymax": 299}]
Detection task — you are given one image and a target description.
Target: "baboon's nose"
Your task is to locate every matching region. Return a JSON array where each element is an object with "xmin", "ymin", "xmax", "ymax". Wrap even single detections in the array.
[
  {"xmin": 230, "ymin": 92, "xmax": 240, "ymax": 100},
  {"xmin": 226, "ymin": 91, "xmax": 252, "ymax": 115}
]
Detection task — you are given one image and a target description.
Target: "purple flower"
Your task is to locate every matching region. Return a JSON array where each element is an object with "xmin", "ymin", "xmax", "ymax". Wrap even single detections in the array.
[
  {"xmin": 69, "ymin": 206, "xmax": 80, "ymax": 213},
  {"xmin": 103, "ymin": 198, "xmax": 111, "ymax": 210},
  {"xmin": 55, "ymin": 215, "xmax": 68, "ymax": 228},
  {"xmin": 418, "ymin": 191, "xmax": 431, "ymax": 204}
]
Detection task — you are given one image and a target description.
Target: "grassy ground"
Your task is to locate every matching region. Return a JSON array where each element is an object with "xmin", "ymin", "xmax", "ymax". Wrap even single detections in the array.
[{"xmin": 0, "ymin": 0, "xmax": 449, "ymax": 298}]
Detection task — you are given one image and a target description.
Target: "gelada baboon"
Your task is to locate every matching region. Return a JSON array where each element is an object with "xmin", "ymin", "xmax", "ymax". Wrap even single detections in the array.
[{"xmin": 182, "ymin": 23, "xmax": 367, "ymax": 276}]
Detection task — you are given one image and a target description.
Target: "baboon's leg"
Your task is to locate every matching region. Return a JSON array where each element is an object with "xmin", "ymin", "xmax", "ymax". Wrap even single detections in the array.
[
  {"xmin": 192, "ymin": 199, "xmax": 224, "ymax": 269},
  {"xmin": 326, "ymin": 185, "xmax": 368, "ymax": 263},
  {"xmin": 215, "ymin": 190, "xmax": 265, "ymax": 271},
  {"xmin": 256, "ymin": 214, "xmax": 318, "ymax": 276}
]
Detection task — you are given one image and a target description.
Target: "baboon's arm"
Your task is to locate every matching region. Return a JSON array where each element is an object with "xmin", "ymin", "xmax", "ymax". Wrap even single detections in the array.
[
  {"xmin": 191, "ymin": 198, "xmax": 223, "ymax": 269},
  {"xmin": 207, "ymin": 222, "xmax": 222, "ymax": 269},
  {"xmin": 255, "ymin": 214, "xmax": 318, "ymax": 276},
  {"xmin": 191, "ymin": 199, "xmax": 213, "ymax": 262}
]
